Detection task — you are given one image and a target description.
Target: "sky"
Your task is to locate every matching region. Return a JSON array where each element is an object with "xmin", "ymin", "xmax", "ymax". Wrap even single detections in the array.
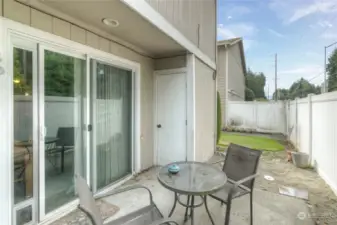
[{"xmin": 217, "ymin": 0, "xmax": 337, "ymax": 98}]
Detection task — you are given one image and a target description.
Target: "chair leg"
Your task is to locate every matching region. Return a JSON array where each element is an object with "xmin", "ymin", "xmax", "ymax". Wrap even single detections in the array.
[
  {"xmin": 224, "ymin": 198, "xmax": 232, "ymax": 225},
  {"xmin": 168, "ymin": 192, "xmax": 178, "ymax": 217},
  {"xmin": 250, "ymin": 192, "xmax": 253, "ymax": 225}
]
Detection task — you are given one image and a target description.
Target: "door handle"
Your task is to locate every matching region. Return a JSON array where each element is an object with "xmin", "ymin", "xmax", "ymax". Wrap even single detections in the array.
[{"xmin": 157, "ymin": 124, "xmax": 162, "ymax": 128}]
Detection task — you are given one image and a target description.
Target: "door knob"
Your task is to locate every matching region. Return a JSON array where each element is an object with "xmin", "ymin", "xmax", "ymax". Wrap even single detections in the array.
[{"xmin": 157, "ymin": 124, "xmax": 162, "ymax": 128}]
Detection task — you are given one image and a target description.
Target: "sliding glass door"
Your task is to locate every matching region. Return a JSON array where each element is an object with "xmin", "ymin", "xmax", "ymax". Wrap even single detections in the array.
[
  {"xmin": 91, "ymin": 60, "xmax": 133, "ymax": 191},
  {"xmin": 11, "ymin": 35, "xmax": 135, "ymax": 225},
  {"xmin": 39, "ymin": 48, "xmax": 87, "ymax": 217}
]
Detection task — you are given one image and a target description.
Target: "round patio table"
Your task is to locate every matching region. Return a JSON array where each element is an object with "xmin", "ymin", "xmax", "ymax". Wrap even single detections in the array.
[{"xmin": 157, "ymin": 161, "xmax": 227, "ymax": 225}]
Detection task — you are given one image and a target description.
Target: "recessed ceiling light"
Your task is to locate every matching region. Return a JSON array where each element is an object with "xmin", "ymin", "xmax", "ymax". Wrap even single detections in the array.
[{"xmin": 102, "ymin": 18, "xmax": 119, "ymax": 28}]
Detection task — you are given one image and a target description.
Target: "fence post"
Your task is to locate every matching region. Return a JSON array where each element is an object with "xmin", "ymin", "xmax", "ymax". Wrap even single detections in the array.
[
  {"xmin": 308, "ymin": 94, "xmax": 313, "ymax": 165},
  {"xmin": 295, "ymin": 97, "xmax": 298, "ymax": 148},
  {"xmin": 254, "ymin": 100, "xmax": 258, "ymax": 131}
]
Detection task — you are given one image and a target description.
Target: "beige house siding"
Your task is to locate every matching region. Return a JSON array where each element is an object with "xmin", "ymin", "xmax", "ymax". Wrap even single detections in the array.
[
  {"xmin": 154, "ymin": 55, "xmax": 186, "ymax": 70},
  {"xmin": 228, "ymin": 44, "xmax": 245, "ymax": 101},
  {"xmin": 2, "ymin": 0, "xmax": 155, "ymax": 170},
  {"xmin": 195, "ymin": 57, "xmax": 216, "ymax": 162},
  {"xmin": 145, "ymin": 0, "xmax": 216, "ymax": 62},
  {"xmin": 216, "ymin": 46, "xmax": 227, "ymax": 127}
]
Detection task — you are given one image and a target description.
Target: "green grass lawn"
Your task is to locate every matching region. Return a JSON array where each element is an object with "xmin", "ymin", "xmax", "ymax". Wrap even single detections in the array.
[{"xmin": 218, "ymin": 132, "xmax": 284, "ymax": 151}]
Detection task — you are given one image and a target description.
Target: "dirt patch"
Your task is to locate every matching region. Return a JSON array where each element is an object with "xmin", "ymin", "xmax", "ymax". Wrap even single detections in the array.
[{"xmin": 256, "ymin": 151, "xmax": 337, "ymax": 225}]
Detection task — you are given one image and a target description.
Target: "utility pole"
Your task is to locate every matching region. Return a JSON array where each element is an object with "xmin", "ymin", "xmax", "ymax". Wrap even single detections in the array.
[
  {"xmin": 267, "ymin": 83, "xmax": 270, "ymax": 100},
  {"xmin": 324, "ymin": 41, "xmax": 337, "ymax": 93},
  {"xmin": 275, "ymin": 53, "xmax": 278, "ymax": 101}
]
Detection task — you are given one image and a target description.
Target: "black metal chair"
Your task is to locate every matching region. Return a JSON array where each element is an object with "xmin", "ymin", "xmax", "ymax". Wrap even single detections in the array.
[
  {"xmin": 46, "ymin": 127, "xmax": 75, "ymax": 172},
  {"xmin": 75, "ymin": 175, "xmax": 179, "ymax": 225},
  {"xmin": 210, "ymin": 143, "xmax": 262, "ymax": 225},
  {"xmin": 56, "ymin": 127, "xmax": 75, "ymax": 172}
]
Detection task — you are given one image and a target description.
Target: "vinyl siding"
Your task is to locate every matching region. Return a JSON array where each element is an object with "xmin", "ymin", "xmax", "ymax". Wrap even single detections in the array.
[
  {"xmin": 228, "ymin": 44, "xmax": 245, "ymax": 101},
  {"xmin": 2, "ymin": 0, "xmax": 155, "ymax": 170},
  {"xmin": 145, "ymin": 0, "xmax": 216, "ymax": 62},
  {"xmin": 216, "ymin": 46, "xmax": 227, "ymax": 127},
  {"xmin": 154, "ymin": 55, "xmax": 186, "ymax": 70},
  {"xmin": 195, "ymin": 57, "xmax": 216, "ymax": 162}
]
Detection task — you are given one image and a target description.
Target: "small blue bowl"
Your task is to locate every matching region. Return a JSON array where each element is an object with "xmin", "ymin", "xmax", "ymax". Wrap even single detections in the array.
[{"xmin": 168, "ymin": 164, "xmax": 180, "ymax": 174}]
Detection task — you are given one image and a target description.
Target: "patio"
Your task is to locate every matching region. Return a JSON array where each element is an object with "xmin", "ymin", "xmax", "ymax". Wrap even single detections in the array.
[
  {"xmin": 49, "ymin": 132, "xmax": 337, "ymax": 225},
  {"xmin": 100, "ymin": 153, "xmax": 313, "ymax": 225}
]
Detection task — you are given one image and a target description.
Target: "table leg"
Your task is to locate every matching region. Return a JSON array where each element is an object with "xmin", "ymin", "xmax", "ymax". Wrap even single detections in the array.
[
  {"xmin": 203, "ymin": 195, "xmax": 215, "ymax": 225},
  {"xmin": 190, "ymin": 195, "xmax": 195, "ymax": 225},
  {"xmin": 184, "ymin": 195, "xmax": 191, "ymax": 222},
  {"xmin": 61, "ymin": 146, "xmax": 65, "ymax": 173},
  {"xmin": 168, "ymin": 192, "xmax": 178, "ymax": 217}
]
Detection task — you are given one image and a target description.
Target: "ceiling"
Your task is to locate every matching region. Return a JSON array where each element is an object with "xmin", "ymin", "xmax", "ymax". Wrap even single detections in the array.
[{"xmin": 34, "ymin": 0, "xmax": 186, "ymax": 57}]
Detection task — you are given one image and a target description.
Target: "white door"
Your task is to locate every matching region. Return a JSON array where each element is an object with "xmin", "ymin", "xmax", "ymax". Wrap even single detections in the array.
[{"xmin": 156, "ymin": 73, "xmax": 187, "ymax": 165}]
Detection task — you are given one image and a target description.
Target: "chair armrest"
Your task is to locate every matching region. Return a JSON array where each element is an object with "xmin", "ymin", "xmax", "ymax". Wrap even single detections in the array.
[
  {"xmin": 234, "ymin": 173, "xmax": 259, "ymax": 187},
  {"xmin": 94, "ymin": 184, "xmax": 154, "ymax": 204},
  {"xmin": 148, "ymin": 218, "xmax": 179, "ymax": 225},
  {"xmin": 227, "ymin": 173, "xmax": 259, "ymax": 192}
]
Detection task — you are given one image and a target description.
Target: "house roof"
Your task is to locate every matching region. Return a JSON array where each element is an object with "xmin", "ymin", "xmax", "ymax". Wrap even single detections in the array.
[{"xmin": 217, "ymin": 37, "xmax": 247, "ymax": 76}]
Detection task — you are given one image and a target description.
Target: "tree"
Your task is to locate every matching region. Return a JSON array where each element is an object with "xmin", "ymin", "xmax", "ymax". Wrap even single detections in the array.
[
  {"xmin": 327, "ymin": 49, "xmax": 337, "ymax": 92},
  {"xmin": 13, "ymin": 49, "xmax": 76, "ymax": 97},
  {"xmin": 245, "ymin": 69, "xmax": 266, "ymax": 99},
  {"xmin": 272, "ymin": 88, "xmax": 289, "ymax": 100},
  {"xmin": 288, "ymin": 78, "xmax": 320, "ymax": 99},
  {"xmin": 245, "ymin": 87, "xmax": 255, "ymax": 101}
]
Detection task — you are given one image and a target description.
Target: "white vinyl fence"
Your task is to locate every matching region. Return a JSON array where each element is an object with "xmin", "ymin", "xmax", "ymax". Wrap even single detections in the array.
[
  {"xmin": 226, "ymin": 101, "xmax": 286, "ymax": 134},
  {"xmin": 287, "ymin": 92, "xmax": 337, "ymax": 195}
]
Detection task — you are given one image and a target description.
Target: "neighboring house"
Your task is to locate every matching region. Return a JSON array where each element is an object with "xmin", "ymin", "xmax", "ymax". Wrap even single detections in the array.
[
  {"xmin": 0, "ymin": 1, "xmax": 217, "ymax": 224},
  {"xmin": 216, "ymin": 38, "xmax": 246, "ymax": 126}
]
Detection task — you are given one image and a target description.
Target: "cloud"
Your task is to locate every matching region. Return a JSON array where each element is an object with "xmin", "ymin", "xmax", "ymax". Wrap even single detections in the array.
[
  {"xmin": 279, "ymin": 65, "xmax": 323, "ymax": 76},
  {"xmin": 269, "ymin": 0, "xmax": 337, "ymax": 24},
  {"xmin": 305, "ymin": 51, "xmax": 321, "ymax": 58},
  {"xmin": 217, "ymin": 24, "xmax": 236, "ymax": 39},
  {"xmin": 217, "ymin": 23, "xmax": 257, "ymax": 39},
  {"xmin": 217, "ymin": 23, "xmax": 258, "ymax": 50},
  {"xmin": 318, "ymin": 20, "xmax": 333, "ymax": 28},
  {"xmin": 321, "ymin": 32, "xmax": 337, "ymax": 39},
  {"xmin": 227, "ymin": 6, "xmax": 252, "ymax": 17},
  {"xmin": 288, "ymin": 1, "xmax": 337, "ymax": 23},
  {"xmin": 268, "ymin": 29, "xmax": 285, "ymax": 38}
]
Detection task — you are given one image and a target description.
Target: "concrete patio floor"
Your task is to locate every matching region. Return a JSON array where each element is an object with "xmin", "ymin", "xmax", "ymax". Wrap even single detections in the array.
[{"xmin": 103, "ymin": 165, "xmax": 314, "ymax": 225}]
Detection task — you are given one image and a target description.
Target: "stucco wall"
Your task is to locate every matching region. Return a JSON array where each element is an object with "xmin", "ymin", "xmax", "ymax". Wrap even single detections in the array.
[
  {"xmin": 195, "ymin": 57, "xmax": 216, "ymax": 162},
  {"xmin": 154, "ymin": 55, "xmax": 186, "ymax": 70},
  {"xmin": 145, "ymin": 0, "xmax": 216, "ymax": 62},
  {"xmin": 216, "ymin": 46, "xmax": 227, "ymax": 127},
  {"xmin": 2, "ymin": 0, "xmax": 155, "ymax": 170},
  {"xmin": 228, "ymin": 44, "xmax": 245, "ymax": 101}
]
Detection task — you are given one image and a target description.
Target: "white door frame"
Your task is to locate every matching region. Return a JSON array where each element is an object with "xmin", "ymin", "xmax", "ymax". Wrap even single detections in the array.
[{"xmin": 153, "ymin": 68, "xmax": 189, "ymax": 165}]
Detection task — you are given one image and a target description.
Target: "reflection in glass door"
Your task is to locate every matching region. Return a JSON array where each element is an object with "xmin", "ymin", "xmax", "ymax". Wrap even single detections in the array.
[
  {"xmin": 91, "ymin": 60, "xmax": 132, "ymax": 191},
  {"xmin": 40, "ymin": 48, "xmax": 86, "ymax": 216}
]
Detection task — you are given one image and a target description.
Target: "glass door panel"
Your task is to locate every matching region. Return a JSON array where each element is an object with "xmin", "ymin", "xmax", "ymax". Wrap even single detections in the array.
[
  {"xmin": 12, "ymin": 46, "xmax": 37, "ymax": 225},
  {"xmin": 41, "ymin": 49, "xmax": 86, "ymax": 214},
  {"xmin": 91, "ymin": 60, "xmax": 132, "ymax": 190}
]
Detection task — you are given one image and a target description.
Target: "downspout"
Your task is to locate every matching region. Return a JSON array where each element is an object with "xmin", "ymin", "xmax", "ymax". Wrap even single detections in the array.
[
  {"xmin": 225, "ymin": 44, "xmax": 229, "ymax": 126},
  {"xmin": 214, "ymin": 0, "xmax": 218, "ymax": 151}
]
